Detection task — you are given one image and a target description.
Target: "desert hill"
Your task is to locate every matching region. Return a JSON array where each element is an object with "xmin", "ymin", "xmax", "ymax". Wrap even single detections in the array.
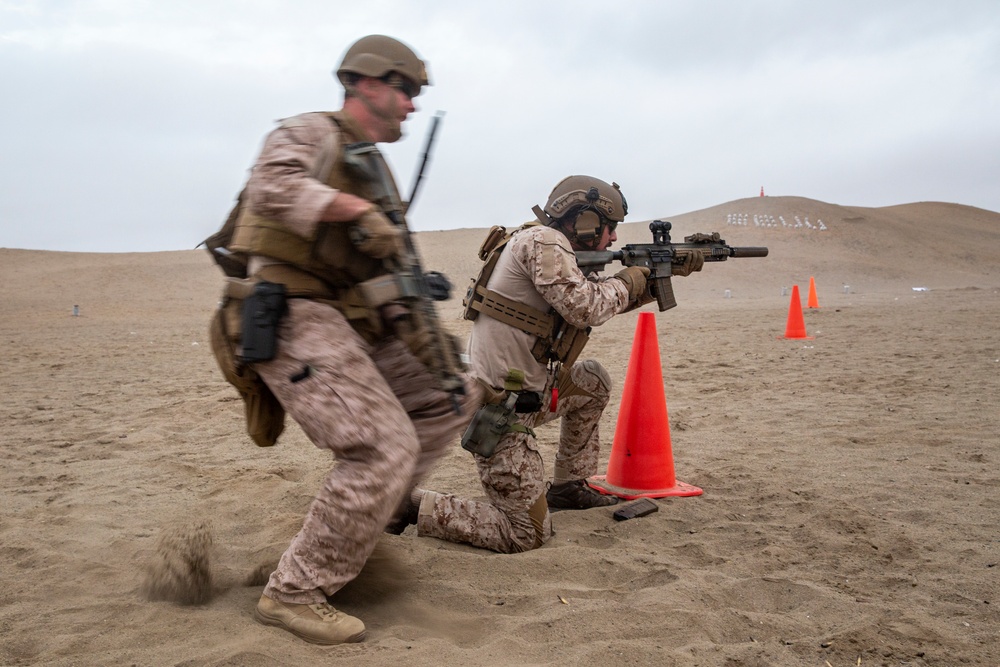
[
  {"xmin": 416, "ymin": 197, "xmax": 1000, "ymax": 304},
  {"xmin": 631, "ymin": 197, "xmax": 1000, "ymax": 292},
  {"xmin": 3, "ymin": 197, "xmax": 997, "ymax": 328},
  {"xmin": 3, "ymin": 197, "xmax": 997, "ymax": 325}
]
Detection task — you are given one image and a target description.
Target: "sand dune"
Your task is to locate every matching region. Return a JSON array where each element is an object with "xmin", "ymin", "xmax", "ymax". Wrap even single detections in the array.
[{"xmin": 1, "ymin": 197, "xmax": 998, "ymax": 666}]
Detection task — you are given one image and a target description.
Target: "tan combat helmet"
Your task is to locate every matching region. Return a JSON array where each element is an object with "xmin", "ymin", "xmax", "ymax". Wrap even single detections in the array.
[
  {"xmin": 335, "ymin": 34, "xmax": 430, "ymax": 96},
  {"xmin": 541, "ymin": 175, "xmax": 628, "ymax": 244}
]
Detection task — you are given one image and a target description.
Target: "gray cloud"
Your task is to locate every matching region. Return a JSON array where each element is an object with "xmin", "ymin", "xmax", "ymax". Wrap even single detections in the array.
[{"xmin": 1, "ymin": 0, "xmax": 998, "ymax": 251}]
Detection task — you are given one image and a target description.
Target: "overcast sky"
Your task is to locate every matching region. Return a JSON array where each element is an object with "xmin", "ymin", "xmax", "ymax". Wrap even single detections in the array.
[{"xmin": 2, "ymin": 1, "xmax": 998, "ymax": 252}]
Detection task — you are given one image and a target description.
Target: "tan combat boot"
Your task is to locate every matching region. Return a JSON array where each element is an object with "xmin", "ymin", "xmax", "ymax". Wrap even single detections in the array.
[
  {"xmin": 253, "ymin": 594, "xmax": 366, "ymax": 645},
  {"xmin": 546, "ymin": 479, "xmax": 619, "ymax": 511}
]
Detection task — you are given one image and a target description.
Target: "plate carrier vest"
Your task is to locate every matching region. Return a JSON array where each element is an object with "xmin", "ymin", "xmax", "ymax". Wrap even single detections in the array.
[{"xmin": 462, "ymin": 224, "xmax": 591, "ymax": 369}]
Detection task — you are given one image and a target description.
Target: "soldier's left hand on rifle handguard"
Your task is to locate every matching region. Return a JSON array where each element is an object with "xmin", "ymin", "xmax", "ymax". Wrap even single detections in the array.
[{"xmin": 671, "ymin": 248, "xmax": 705, "ymax": 277}]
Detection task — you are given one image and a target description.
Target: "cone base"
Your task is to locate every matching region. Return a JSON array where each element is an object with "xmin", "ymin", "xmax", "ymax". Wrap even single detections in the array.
[
  {"xmin": 779, "ymin": 334, "xmax": 815, "ymax": 340},
  {"xmin": 587, "ymin": 475, "xmax": 703, "ymax": 500}
]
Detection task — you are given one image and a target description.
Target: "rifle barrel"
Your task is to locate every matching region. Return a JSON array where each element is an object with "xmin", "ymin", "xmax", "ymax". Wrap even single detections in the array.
[{"xmin": 407, "ymin": 111, "xmax": 445, "ymax": 208}]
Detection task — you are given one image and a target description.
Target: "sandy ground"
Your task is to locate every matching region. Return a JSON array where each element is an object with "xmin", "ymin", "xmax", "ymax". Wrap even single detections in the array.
[{"xmin": 1, "ymin": 196, "xmax": 998, "ymax": 666}]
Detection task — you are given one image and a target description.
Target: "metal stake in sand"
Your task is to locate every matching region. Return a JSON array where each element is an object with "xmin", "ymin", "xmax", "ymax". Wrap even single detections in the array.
[{"xmin": 588, "ymin": 312, "xmax": 703, "ymax": 499}]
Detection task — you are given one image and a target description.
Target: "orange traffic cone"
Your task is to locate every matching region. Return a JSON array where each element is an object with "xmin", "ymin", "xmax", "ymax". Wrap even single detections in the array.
[
  {"xmin": 588, "ymin": 312, "xmax": 703, "ymax": 499},
  {"xmin": 782, "ymin": 285, "xmax": 813, "ymax": 340},
  {"xmin": 807, "ymin": 276, "xmax": 820, "ymax": 308}
]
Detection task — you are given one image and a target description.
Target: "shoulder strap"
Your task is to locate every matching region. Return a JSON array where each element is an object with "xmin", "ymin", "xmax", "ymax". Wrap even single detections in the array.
[{"xmin": 315, "ymin": 113, "xmax": 344, "ymax": 184}]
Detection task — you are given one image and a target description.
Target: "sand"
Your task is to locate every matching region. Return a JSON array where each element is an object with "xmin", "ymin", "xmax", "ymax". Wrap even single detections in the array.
[{"xmin": 1, "ymin": 196, "xmax": 998, "ymax": 666}]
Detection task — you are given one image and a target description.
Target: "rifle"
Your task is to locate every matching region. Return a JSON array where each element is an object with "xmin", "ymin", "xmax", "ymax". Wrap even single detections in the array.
[
  {"xmin": 342, "ymin": 141, "xmax": 466, "ymax": 406},
  {"xmin": 406, "ymin": 111, "xmax": 444, "ymax": 211},
  {"xmin": 575, "ymin": 220, "xmax": 768, "ymax": 311}
]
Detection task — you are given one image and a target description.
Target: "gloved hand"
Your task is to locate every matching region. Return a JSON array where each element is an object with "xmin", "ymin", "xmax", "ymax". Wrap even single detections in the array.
[
  {"xmin": 614, "ymin": 266, "xmax": 651, "ymax": 301},
  {"xmin": 672, "ymin": 249, "xmax": 705, "ymax": 277},
  {"xmin": 350, "ymin": 208, "xmax": 404, "ymax": 259},
  {"xmin": 424, "ymin": 270, "xmax": 453, "ymax": 301}
]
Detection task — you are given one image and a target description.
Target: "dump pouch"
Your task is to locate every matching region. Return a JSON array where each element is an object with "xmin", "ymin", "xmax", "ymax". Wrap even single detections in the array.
[{"xmin": 240, "ymin": 281, "xmax": 288, "ymax": 363}]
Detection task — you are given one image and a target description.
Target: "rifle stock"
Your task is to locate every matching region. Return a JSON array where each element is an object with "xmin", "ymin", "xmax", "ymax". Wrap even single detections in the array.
[{"xmin": 576, "ymin": 220, "xmax": 768, "ymax": 311}]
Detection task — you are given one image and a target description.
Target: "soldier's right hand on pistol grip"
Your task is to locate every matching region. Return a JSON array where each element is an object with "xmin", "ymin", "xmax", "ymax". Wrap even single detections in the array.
[
  {"xmin": 350, "ymin": 208, "xmax": 404, "ymax": 259},
  {"xmin": 614, "ymin": 266, "xmax": 651, "ymax": 301}
]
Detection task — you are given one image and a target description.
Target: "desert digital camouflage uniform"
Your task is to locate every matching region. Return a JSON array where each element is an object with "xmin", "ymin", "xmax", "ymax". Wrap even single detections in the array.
[
  {"xmin": 416, "ymin": 225, "xmax": 630, "ymax": 553},
  {"xmin": 243, "ymin": 112, "xmax": 476, "ymax": 604}
]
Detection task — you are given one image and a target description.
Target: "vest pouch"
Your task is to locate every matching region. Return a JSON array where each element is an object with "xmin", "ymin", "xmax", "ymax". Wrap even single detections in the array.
[
  {"xmin": 530, "ymin": 318, "xmax": 591, "ymax": 366},
  {"xmin": 203, "ymin": 187, "xmax": 250, "ymax": 279},
  {"xmin": 230, "ymin": 210, "xmax": 316, "ymax": 269},
  {"xmin": 463, "ymin": 244, "xmax": 506, "ymax": 322},
  {"xmin": 461, "ymin": 278, "xmax": 480, "ymax": 321},
  {"xmin": 477, "ymin": 225, "xmax": 508, "ymax": 261},
  {"xmin": 552, "ymin": 321, "xmax": 591, "ymax": 368},
  {"xmin": 460, "ymin": 394, "xmax": 519, "ymax": 458}
]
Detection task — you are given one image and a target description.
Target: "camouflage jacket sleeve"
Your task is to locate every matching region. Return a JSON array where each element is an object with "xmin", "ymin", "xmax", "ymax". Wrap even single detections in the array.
[
  {"xmin": 510, "ymin": 226, "xmax": 630, "ymax": 329},
  {"xmin": 243, "ymin": 112, "xmax": 340, "ymax": 240}
]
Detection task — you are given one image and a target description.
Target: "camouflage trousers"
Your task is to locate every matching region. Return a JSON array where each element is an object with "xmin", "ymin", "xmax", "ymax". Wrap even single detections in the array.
[
  {"xmin": 417, "ymin": 359, "xmax": 612, "ymax": 554},
  {"xmin": 254, "ymin": 299, "xmax": 476, "ymax": 604}
]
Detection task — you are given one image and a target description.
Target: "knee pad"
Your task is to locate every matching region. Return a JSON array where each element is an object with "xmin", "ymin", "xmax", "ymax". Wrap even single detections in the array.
[{"xmin": 574, "ymin": 359, "xmax": 611, "ymax": 397}]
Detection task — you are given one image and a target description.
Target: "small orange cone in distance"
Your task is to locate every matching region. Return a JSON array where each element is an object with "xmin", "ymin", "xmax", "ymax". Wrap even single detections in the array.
[
  {"xmin": 782, "ymin": 285, "xmax": 813, "ymax": 340},
  {"xmin": 589, "ymin": 312, "xmax": 703, "ymax": 500},
  {"xmin": 807, "ymin": 276, "xmax": 820, "ymax": 308}
]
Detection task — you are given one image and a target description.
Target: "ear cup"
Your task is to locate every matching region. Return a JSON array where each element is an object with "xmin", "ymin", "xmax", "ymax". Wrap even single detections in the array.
[{"xmin": 575, "ymin": 210, "xmax": 601, "ymax": 240}]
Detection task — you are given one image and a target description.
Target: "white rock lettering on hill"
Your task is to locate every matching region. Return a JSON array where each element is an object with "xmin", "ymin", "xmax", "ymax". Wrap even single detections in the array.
[{"xmin": 726, "ymin": 212, "xmax": 827, "ymax": 231}]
